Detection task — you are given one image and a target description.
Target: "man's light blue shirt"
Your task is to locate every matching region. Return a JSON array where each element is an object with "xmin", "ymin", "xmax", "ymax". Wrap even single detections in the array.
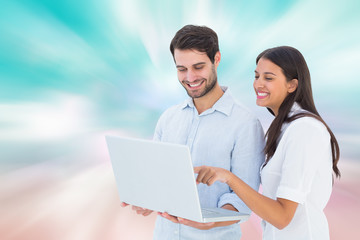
[{"xmin": 153, "ymin": 87, "xmax": 265, "ymax": 240}]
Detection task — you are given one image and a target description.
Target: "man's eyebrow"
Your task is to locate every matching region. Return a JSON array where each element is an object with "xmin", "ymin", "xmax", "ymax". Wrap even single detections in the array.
[
  {"xmin": 176, "ymin": 62, "xmax": 206, "ymax": 68},
  {"xmin": 193, "ymin": 62, "xmax": 206, "ymax": 66}
]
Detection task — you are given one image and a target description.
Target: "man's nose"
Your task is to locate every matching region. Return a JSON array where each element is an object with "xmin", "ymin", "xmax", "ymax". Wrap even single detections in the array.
[{"xmin": 187, "ymin": 69, "xmax": 197, "ymax": 82}]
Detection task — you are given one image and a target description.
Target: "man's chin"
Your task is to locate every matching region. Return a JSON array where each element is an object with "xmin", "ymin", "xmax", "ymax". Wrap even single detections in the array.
[{"xmin": 186, "ymin": 90, "xmax": 204, "ymax": 99}]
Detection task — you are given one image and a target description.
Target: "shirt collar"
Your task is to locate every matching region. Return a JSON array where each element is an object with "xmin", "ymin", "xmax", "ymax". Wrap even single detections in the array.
[
  {"xmin": 180, "ymin": 86, "xmax": 234, "ymax": 116},
  {"xmin": 288, "ymin": 102, "xmax": 305, "ymax": 117}
]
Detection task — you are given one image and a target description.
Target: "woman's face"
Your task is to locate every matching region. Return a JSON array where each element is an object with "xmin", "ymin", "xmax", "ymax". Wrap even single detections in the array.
[{"xmin": 253, "ymin": 57, "xmax": 297, "ymax": 116}]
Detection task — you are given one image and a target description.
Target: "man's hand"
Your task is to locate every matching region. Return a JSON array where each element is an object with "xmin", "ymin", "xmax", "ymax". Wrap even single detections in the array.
[
  {"xmin": 159, "ymin": 203, "xmax": 240, "ymax": 230},
  {"xmin": 121, "ymin": 202, "xmax": 153, "ymax": 216},
  {"xmin": 158, "ymin": 212, "xmax": 180, "ymax": 224},
  {"xmin": 158, "ymin": 212, "xmax": 216, "ymax": 230},
  {"xmin": 178, "ymin": 218, "xmax": 216, "ymax": 230}
]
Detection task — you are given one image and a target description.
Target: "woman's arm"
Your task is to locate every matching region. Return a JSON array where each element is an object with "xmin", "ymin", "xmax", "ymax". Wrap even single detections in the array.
[{"xmin": 195, "ymin": 166, "xmax": 298, "ymax": 229}]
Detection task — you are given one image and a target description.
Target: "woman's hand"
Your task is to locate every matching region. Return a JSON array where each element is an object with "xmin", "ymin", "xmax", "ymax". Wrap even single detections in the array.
[{"xmin": 194, "ymin": 166, "xmax": 232, "ymax": 186}]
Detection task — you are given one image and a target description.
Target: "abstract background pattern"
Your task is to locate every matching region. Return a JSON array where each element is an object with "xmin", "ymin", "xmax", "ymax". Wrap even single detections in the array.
[{"xmin": 1, "ymin": 0, "xmax": 359, "ymax": 239}]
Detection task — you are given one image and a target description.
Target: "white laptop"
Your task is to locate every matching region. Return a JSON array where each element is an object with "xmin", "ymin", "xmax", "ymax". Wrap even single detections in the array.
[{"xmin": 105, "ymin": 135, "xmax": 250, "ymax": 223}]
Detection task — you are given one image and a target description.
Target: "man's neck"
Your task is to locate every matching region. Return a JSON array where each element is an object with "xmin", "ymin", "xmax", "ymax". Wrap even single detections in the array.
[{"xmin": 193, "ymin": 84, "xmax": 224, "ymax": 115}]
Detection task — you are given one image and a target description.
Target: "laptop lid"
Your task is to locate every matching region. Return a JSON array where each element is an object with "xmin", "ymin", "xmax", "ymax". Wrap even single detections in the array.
[{"xmin": 105, "ymin": 135, "xmax": 248, "ymax": 223}]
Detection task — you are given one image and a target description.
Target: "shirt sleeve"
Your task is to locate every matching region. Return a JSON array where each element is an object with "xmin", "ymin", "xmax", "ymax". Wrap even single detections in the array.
[
  {"xmin": 276, "ymin": 118, "xmax": 331, "ymax": 204},
  {"xmin": 218, "ymin": 118, "xmax": 265, "ymax": 213},
  {"xmin": 153, "ymin": 111, "xmax": 166, "ymax": 141}
]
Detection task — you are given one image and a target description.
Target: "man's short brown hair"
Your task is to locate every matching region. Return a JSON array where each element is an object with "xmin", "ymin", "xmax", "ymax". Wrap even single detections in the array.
[{"xmin": 170, "ymin": 25, "xmax": 219, "ymax": 63}]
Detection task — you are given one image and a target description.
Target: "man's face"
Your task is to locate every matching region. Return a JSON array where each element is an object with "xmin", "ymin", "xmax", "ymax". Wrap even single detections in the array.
[{"xmin": 174, "ymin": 49, "xmax": 219, "ymax": 99}]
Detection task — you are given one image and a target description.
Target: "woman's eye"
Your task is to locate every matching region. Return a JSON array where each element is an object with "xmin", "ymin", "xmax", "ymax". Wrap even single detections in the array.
[
  {"xmin": 265, "ymin": 77, "xmax": 273, "ymax": 81},
  {"xmin": 254, "ymin": 75, "xmax": 259, "ymax": 79}
]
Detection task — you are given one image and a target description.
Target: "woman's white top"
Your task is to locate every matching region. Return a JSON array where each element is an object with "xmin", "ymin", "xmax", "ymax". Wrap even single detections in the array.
[{"xmin": 261, "ymin": 103, "xmax": 333, "ymax": 240}]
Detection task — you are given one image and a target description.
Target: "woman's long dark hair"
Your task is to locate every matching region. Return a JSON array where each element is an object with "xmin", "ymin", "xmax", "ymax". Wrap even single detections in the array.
[{"xmin": 257, "ymin": 46, "xmax": 340, "ymax": 178}]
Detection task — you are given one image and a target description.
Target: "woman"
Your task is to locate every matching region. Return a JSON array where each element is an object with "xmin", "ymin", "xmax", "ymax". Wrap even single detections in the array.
[{"xmin": 195, "ymin": 46, "xmax": 340, "ymax": 239}]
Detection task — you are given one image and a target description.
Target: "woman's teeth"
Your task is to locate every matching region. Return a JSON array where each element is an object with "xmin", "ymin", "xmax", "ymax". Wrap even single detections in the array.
[{"xmin": 258, "ymin": 92, "xmax": 268, "ymax": 96}]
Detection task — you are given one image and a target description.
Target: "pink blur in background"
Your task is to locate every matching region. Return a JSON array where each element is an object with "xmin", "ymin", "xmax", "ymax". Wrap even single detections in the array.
[{"xmin": 0, "ymin": 133, "xmax": 359, "ymax": 240}]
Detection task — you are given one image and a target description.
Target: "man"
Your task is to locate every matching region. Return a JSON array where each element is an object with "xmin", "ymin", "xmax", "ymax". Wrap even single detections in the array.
[{"xmin": 123, "ymin": 25, "xmax": 265, "ymax": 239}]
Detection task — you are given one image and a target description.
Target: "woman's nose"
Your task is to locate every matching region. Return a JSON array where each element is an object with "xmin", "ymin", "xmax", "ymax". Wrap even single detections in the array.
[{"xmin": 254, "ymin": 77, "xmax": 264, "ymax": 89}]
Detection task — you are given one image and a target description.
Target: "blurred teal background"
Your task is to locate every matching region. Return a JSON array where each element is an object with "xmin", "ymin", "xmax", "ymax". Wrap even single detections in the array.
[{"xmin": 1, "ymin": 0, "xmax": 360, "ymax": 239}]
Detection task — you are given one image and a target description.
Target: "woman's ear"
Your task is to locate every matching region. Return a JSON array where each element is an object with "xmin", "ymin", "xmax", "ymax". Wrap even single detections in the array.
[{"xmin": 287, "ymin": 78, "xmax": 298, "ymax": 93}]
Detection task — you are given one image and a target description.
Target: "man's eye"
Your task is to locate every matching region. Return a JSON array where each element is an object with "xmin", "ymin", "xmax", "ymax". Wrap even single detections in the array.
[
  {"xmin": 254, "ymin": 75, "xmax": 259, "ymax": 79},
  {"xmin": 195, "ymin": 66, "xmax": 203, "ymax": 70},
  {"xmin": 178, "ymin": 68, "xmax": 186, "ymax": 72}
]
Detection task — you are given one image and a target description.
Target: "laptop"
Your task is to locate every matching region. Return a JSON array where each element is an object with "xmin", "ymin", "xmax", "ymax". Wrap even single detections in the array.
[{"xmin": 105, "ymin": 135, "xmax": 250, "ymax": 223}]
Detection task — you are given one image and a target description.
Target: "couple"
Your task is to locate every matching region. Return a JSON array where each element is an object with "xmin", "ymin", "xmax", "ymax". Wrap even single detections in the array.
[{"xmin": 122, "ymin": 25, "xmax": 340, "ymax": 240}]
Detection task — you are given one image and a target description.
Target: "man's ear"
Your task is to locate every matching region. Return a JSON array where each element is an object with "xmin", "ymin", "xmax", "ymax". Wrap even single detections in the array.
[
  {"xmin": 288, "ymin": 78, "xmax": 298, "ymax": 93},
  {"xmin": 214, "ymin": 51, "xmax": 221, "ymax": 67}
]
